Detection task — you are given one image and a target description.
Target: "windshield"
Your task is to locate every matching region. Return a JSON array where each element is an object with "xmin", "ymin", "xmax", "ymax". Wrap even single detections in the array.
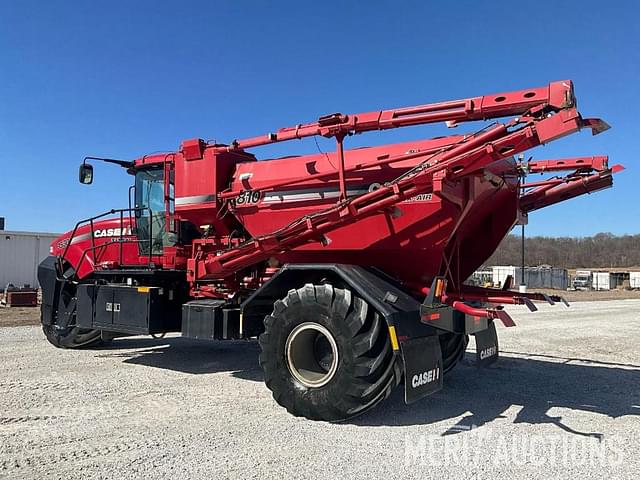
[
  {"xmin": 135, "ymin": 168, "xmax": 165, "ymax": 214},
  {"xmin": 134, "ymin": 168, "xmax": 174, "ymax": 255}
]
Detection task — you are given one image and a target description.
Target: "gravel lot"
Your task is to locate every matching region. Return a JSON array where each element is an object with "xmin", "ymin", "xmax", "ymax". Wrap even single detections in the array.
[{"xmin": 1, "ymin": 300, "xmax": 639, "ymax": 479}]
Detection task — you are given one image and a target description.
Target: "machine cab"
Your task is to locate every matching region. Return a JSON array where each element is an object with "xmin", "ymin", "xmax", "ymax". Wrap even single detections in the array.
[
  {"xmin": 134, "ymin": 166, "xmax": 176, "ymax": 256},
  {"xmin": 79, "ymin": 157, "xmax": 177, "ymax": 258}
]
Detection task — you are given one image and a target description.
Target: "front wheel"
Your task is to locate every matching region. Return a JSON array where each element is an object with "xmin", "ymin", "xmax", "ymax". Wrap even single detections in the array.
[
  {"xmin": 42, "ymin": 325, "xmax": 106, "ymax": 349},
  {"xmin": 39, "ymin": 266, "xmax": 107, "ymax": 349},
  {"xmin": 259, "ymin": 284, "xmax": 402, "ymax": 422}
]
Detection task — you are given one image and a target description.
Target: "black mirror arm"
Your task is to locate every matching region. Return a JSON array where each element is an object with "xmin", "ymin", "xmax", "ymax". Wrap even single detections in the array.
[{"xmin": 83, "ymin": 156, "xmax": 134, "ymax": 169}]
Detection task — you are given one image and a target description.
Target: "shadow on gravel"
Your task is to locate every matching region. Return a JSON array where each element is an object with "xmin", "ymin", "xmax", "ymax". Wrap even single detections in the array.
[
  {"xmin": 350, "ymin": 352, "xmax": 640, "ymax": 438},
  {"xmin": 94, "ymin": 337, "xmax": 263, "ymax": 381},
  {"xmin": 95, "ymin": 340, "xmax": 640, "ymax": 437}
]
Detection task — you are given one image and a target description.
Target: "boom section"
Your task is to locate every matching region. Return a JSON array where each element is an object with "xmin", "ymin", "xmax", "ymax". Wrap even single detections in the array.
[{"xmin": 229, "ymin": 80, "xmax": 576, "ymax": 150}]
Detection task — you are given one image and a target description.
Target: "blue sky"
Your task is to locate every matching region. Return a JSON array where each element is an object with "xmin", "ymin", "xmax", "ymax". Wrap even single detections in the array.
[{"xmin": 0, "ymin": 1, "xmax": 638, "ymax": 236}]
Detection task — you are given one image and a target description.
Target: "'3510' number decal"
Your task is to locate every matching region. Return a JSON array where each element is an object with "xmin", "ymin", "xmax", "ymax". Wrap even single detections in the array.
[{"xmin": 233, "ymin": 190, "xmax": 261, "ymax": 206}]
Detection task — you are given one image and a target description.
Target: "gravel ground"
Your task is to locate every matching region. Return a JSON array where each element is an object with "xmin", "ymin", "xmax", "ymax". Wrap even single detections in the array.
[
  {"xmin": 1, "ymin": 300, "xmax": 639, "ymax": 479},
  {"xmin": 535, "ymin": 288, "xmax": 640, "ymax": 302}
]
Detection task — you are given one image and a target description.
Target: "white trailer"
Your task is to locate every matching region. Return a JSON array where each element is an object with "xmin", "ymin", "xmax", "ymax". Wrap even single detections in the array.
[
  {"xmin": 630, "ymin": 272, "xmax": 640, "ymax": 289},
  {"xmin": 592, "ymin": 271, "xmax": 611, "ymax": 291},
  {"xmin": 491, "ymin": 266, "xmax": 517, "ymax": 287}
]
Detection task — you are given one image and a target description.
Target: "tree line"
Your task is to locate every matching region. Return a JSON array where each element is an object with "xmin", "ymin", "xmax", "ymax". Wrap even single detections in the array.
[{"xmin": 486, "ymin": 232, "xmax": 640, "ymax": 268}]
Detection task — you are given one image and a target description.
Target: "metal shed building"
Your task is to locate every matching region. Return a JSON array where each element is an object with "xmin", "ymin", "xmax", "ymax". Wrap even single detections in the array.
[
  {"xmin": 491, "ymin": 265, "xmax": 569, "ymax": 290},
  {"xmin": 0, "ymin": 231, "xmax": 59, "ymax": 288}
]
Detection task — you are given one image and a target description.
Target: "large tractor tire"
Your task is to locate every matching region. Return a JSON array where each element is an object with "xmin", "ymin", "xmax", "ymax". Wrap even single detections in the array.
[
  {"xmin": 41, "ymin": 279, "xmax": 106, "ymax": 349},
  {"xmin": 38, "ymin": 258, "xmax": 107, "ymax": 349},
  {"xmin": 42, "ymin": 325, "xmax": 105, "ymax": 349},
  {"xmin": 259, "ymin": 284, "xmax": 402, "ymax": 422}
]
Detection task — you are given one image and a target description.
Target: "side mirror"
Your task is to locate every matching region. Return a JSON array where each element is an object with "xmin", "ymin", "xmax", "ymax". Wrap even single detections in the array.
[{"xmin": 79, "ymin": 163, "xmax": 94, "ymax": 184}]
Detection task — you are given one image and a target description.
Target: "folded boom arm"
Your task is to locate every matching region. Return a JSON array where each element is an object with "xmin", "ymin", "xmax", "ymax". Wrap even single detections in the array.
[{"xmin": 228, "ymin": 80, "xmax": 577, "ymax": 150}]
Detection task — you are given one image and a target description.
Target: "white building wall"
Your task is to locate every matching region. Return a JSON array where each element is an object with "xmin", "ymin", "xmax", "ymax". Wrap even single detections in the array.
[
  {"xmin": 630, "ymin": 272, "xmax": 640, "ymax": 289},
  {"xmin": 0, "ymin": 231, "xmax": 59, "ymax": 288}
]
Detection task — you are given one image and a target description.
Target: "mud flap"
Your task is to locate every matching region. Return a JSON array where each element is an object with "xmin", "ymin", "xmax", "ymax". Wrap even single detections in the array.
[
  {"xmin": 402, "ymin": 335, "xmax": 443, "ymax": 404},
  {"xmin": 37, "ymin": 256, "xmax": 62, "ymax": 326},
  {"xmin": 474, "ymin": 321, "xmax": 499, "ymax": 367}
]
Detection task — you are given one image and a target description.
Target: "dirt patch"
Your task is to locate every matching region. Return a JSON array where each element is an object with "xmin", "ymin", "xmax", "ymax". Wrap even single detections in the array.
[{"xmin": 0, "ymin": 306, "xmax": 41, "ymax": 327}]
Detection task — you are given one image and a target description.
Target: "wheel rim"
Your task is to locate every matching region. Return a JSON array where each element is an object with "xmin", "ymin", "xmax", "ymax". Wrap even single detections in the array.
[{"xmin": 285, "ymin": 322, "xmax": 339, "ymax": 388}]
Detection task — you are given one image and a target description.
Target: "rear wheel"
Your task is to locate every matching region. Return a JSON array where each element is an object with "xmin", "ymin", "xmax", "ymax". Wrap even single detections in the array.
[
  {"xmin": 440, "ymin": 332, "xmax": 468, "ymax": 373},
  {"xmin": 259, "ymin": 284, "xmax": 401, "ymax": 422}
]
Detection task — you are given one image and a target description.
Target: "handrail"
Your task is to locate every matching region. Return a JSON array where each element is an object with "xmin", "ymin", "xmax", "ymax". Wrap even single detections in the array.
[
  {"xmin": 72, "ymin": 235, "xmax": 161, "ymax": 278},
  {"xmin": 58, "ymin": 206, "xmax": 158, "ymax": 278}
]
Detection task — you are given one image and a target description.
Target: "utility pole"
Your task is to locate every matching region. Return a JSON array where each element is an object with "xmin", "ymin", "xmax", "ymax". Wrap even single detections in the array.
[
  {"xmin": 518, "ymin": 154, "xmax": 527, "ymax": 293},
  {"xmin": 520, "ymin": 223, "xmax": 526, "ymax": 292}
]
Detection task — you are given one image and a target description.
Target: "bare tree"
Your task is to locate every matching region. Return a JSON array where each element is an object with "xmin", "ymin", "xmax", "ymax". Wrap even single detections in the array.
[{"xmin": 486, "ymin": 233, "xmax": 640, "ymax": 268}]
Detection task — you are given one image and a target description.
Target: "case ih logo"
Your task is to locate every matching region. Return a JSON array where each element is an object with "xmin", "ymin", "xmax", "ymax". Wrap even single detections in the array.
[
  {"xmin": 411, "ymin": 366, "xmax": 440, "ymax": 389},
  {"xmin": 94, "ymin": 227, "xmax": 133, "ymax": 238},
  {"xmin": 479, "ymin": 346, "xmax": 497, "ymax": 360}
]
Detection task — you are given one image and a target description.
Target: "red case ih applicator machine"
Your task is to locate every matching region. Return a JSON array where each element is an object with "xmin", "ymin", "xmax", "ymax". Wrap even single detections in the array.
[{"xmin": 39, "ymin": 80, "xmax": 622, "ymax": 420}]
